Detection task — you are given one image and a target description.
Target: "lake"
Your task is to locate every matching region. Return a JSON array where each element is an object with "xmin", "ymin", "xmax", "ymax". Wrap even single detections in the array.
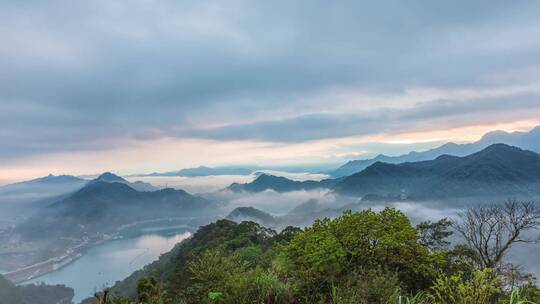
[{"xmin": 25, "ymin": 230, "xmax": 191, "ymax": 303}]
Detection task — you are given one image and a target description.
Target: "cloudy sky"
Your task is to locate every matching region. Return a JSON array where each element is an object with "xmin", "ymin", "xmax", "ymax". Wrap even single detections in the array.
[{"xmin": 2, "ymin": 0, "xmax": 540, "ymax": 182}]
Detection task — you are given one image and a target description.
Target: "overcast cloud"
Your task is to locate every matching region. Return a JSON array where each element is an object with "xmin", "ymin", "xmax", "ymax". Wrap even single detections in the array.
[{"xmin": 1, "ymin": 0, "xmax": 540, "ymax": 177}]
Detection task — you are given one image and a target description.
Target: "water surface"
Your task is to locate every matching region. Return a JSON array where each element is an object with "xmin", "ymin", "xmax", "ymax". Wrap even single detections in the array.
[{"xmin": 26, "ymin": 231, "xmax": 191, "ymax": 303}]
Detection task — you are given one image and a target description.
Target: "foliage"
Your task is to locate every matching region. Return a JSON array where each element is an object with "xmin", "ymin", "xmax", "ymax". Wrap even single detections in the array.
[
  {"xmin": 283, "ymin": 207, "xmax": 438, "ymax": 300},
  {"xmin": 95, "ymin": 206, "xmax": 540, "ymax": 304},
  {"xmin": 416, "ymin": 218, "xmax": 453, "ymax": 251},
  {"xmin": 429, "ymin": 269, "xmax": 502, "ymax": 304}
]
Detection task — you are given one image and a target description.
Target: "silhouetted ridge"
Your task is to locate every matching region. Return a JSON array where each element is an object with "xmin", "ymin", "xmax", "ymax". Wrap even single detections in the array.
[
  {"xmin": 330, "ymin": 126, "xmax": 540, "ymax": 177},
  {"xmin": 334, "ymin": 144, "xmax": 540, "ymax": 199}
]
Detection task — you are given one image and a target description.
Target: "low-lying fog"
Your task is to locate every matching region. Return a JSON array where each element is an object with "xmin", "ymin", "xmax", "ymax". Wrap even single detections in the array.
[{"xmin": 126, "ymin": 171, "xmax": 329, "ymax": 194}]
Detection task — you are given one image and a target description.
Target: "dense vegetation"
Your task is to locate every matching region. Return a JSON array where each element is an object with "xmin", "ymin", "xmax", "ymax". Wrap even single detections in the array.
[
  {"xmin": 0, "ymin": 274, "xmax": 73, "ymax": 304},
  {"xmin": 89, "ymin": 204, "xmax": 540, "ymax": 304}
]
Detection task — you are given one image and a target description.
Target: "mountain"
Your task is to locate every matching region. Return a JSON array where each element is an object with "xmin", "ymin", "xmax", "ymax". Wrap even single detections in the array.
[
  {"xmin": 92, "ymin": 172, "xmax": 157, "ymax": 192},
  {"xmin": 0, "ymin": 174, "xmax": 88, "ymax": 204},
  {"xmin": 140, "ymin": 166, "xmax": 255, "ymax": 177},
  {"xmin": 333, "ymin": 144, "xmax": 540, "ymax": 199},
  {"xmin": 0, "ymin": 274, "xmax": 73, "ymax": 304},
  {"xmin": 227, "ymin": 174, "xmax": 341, "ymax": 193},
  {"xmin": 17, "ymin": 181, "xmax": 215, "ymax": 239},
  {"xmin": 330, "ymin": 126, "xmax": 540, "ymax": 177}
]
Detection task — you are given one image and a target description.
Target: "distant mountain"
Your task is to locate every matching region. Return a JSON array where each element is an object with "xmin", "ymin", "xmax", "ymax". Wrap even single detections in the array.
[
  {"xmin": 0, "ymin": 174, "xmax": 87, "ymax": 197},
  {"xmin": 140, "ymin": 166, "xmax": 255, "ymax": 177},
  {"xmin": 0, "ymin": 274, "xmax": 73, "ymax": 304},
  {"xmin": 0, "ymin": 174, "xmax": 88, "ymax": 206},
  {"xmin": 92, "ymin": 172, "xmax": 157, "ymax": 192},
  {"xmin": 226, "ymin": 206, "xmax": 277, "ymax": 226},
  {"xmin": 226, "ymin": 174, "xmax": 341, "ymax": 193},
  {"xmin": 16, "ymin": 181, "xmax": 216, "ymax": 240},
  {"xmin": 330, "ymin": 126, "xmax": 540, "ymax": 177},
  {"xmin": 333, "ymin": 144, "xmax": 540, "ymax": 199}
]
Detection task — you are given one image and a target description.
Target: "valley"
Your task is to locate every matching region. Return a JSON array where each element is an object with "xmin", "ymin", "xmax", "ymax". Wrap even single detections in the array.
[{"xmin": 1, "ymin": 138, "xmax": 540, "ymax": 303}]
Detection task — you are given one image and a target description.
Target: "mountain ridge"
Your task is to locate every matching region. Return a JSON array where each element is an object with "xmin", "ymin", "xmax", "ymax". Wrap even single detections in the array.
[
  {"xmin": 333, "ymin": 143, "xmax": 540, "ymax": 199},
  {"xmin": 330, "ymin": 126, "xmax": 540, "ymax": 177}
]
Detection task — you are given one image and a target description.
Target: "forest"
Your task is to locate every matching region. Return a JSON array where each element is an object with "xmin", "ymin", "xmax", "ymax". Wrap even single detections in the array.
[{"xmin": 88, "ymin": 200, "xmax": 540, "ymax": 304}]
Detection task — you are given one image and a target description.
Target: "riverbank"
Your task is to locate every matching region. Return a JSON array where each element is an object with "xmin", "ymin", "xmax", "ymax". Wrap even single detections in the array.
[
  {"xmin": 26, "ymin": 231, "xmax": 192, "ymax": 303},
  {"xmin": 4, "ymin": 234, "xmax": 113, "ymax": 283},
  {"xmin": 5, "ymin": 217, "xmax": 204, "ymax": 285}
]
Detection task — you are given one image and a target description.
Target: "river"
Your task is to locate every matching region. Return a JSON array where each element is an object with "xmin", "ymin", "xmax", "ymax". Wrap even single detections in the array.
[{"xmin": 24, "ymin": 229, "xmax": 191, "ymax": 303}]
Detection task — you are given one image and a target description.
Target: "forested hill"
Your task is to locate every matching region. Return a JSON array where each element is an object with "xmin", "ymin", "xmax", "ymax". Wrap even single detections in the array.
[
  {"xmin": 0, "ymin": 274, "xmax": 73, "ymax": 304},
  {"xmin": 84, "ymin": 203, "xmax": 540, "ymax": 304}
]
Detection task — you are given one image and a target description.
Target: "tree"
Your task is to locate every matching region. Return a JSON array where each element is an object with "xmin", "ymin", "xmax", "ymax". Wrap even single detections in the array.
[
  {"xmin": 416, "ymin": 218, "xmax": 453, "ymax": 251},
  {"xmin": 429, "ymin": 269, "xmax": 502, "ymax": 304},
  {"xmin": 282, "ymin": 208, "xmax": 437, "ymax": 301},
  {"xmin": 453, "ymin": 200, "xmax": 540, "ymax": 270}
]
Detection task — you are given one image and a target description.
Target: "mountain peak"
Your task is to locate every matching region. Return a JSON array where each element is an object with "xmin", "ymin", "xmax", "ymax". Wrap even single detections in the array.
[
  {"xmin": 480, "ymin": 130, "xmax": 509, "ymax": 141},
  {"xmin": 95, "ymin": 172, "xmax": 127, "ymax": 183},
  {"xmin": 255, "ymin": 173, "xmax": 289, "ymax": 182},
  {"xmin": 476, "ymin": 143, "xmax": 520, "ymax": 155}
]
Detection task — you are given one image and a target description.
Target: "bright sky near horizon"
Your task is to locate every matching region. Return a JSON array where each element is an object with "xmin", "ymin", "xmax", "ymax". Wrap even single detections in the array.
[{"xmin": 2, "ymin": 1, "xmax": 540, "ymax": 182}]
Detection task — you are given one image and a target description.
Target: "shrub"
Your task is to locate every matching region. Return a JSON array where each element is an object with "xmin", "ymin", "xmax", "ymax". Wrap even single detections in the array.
[{"xmin": 429, "ymin": 269, "xmax": 502, "ymax": 304}]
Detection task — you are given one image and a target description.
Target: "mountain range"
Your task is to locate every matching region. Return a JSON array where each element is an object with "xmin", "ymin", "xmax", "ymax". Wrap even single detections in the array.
[
  {"xmin": 138, "ymin": 166, "xmax": 255, "ymax": 177},
  {"xmin": 333, "ymin": 143, "xmax": 540, "ymax": 199},
  {"xmin": 330, "ymin": 126, "xmax": 540, "ymax": 177},
  {"xmin": 228, "ymin": 144, "xmax": 540, "ymax": 201}
]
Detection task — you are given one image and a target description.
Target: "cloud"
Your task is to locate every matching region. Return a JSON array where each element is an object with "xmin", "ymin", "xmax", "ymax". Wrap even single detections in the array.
[
  {"xmin": 1, "ymin": 0, "xmax": 540, "ymax": 167},
  {"xmin": 180, "ymin": 90, "xmax": 540, "ymax": 142}
]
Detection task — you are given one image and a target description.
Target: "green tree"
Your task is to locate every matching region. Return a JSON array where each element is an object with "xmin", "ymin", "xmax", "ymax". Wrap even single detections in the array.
[
  {"xmin": 429, "ymin": 269, "xmax": 502, "ymax": 304},
  {"xmin": 282, "ymin": 208, "xmax": 439, "ymax": 301}
]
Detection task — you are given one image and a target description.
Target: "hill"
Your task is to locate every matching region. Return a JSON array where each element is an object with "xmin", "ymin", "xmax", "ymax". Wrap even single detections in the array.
[
  {"xmin": 87, "ymin": 205, "xmax": 540, "ymax": 303},
  {"xmin": 330, "ymin": 126, "xmax": 540, "ymax": 177},
  {"xmin": 227, "ymin": 174, "xmax": 340, "ymax": 193},
  {"xmin": 333, "ymin": 144, "xmax": 540, "ymax": 199},
  {"xmin": 0, "ymin": 274, "xmax": 73, "ymax": 304},
  {"xmin": 226, "ymin": 206, "xmax": 277, "ymax": 226}
]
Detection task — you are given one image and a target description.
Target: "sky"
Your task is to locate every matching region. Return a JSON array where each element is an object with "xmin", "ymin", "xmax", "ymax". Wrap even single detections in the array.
[{"xmin": 2, "ymin": 0, "xmax": 540, "ymax": 182}]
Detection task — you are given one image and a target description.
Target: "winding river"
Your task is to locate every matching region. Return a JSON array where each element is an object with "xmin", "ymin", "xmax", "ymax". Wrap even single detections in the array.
[{"xmin": 25, "ymin": 229, "xmax": 191, "ymax": 303}]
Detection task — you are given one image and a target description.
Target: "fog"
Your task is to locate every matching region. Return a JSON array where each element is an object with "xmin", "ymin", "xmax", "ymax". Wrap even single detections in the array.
[
  {"xmin": 2, "ymin": 172, "xmax": 538, "ymax": 285},
  {"xmin": 126, "ymin": 171, "xmax": 329, "ymax": 194}
]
